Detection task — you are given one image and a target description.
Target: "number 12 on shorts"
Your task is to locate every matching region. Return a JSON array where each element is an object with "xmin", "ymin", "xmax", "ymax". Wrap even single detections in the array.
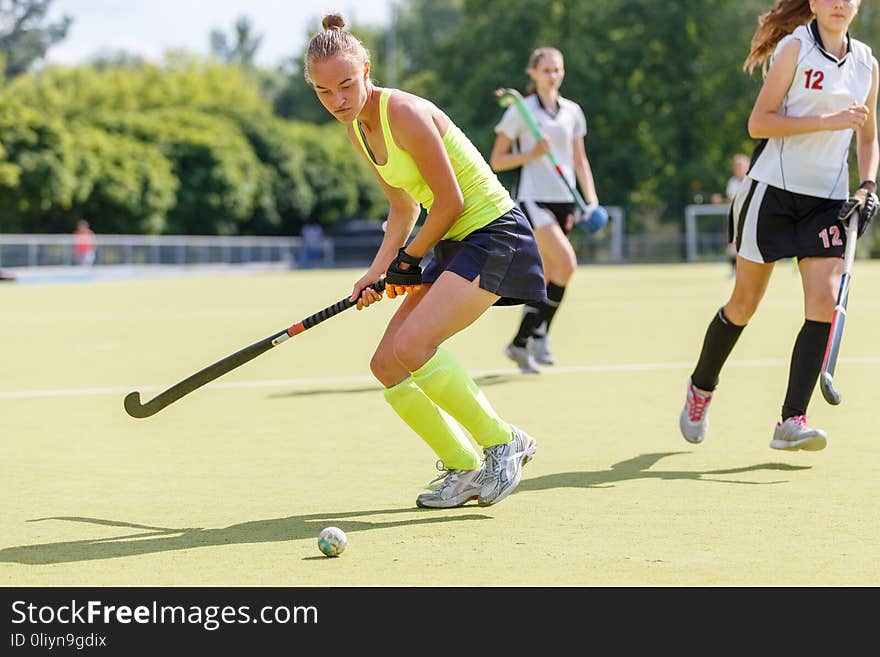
[{"xmin": 818, "ymin": 225, "xmax": 844, "ymax": 249}]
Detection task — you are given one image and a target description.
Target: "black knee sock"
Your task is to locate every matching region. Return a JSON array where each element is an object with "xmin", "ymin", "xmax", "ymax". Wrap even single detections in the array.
[
  {"xmin": 535, "ymin": 283, "xmax": 565, "ymax": 337},
  {"xmin": 782, "ymin": 320, "xmax": 831, "ymax": 420},
  {"xmin": 691, "ymin": 308, "xmax": 746, "ymax": 391},
  {"xmin": 512, "ymin": 304, "xmax": 544, "ymax": 347}
]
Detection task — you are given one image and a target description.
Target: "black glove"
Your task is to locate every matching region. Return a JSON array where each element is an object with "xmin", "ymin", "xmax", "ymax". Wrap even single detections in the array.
[
  {"xmin": 385, "ymin": 248, "xmax": 422, "ymax": 297},
  {"xmin": 840, "ymin": 181, "xmax": 878, "ymax": 238}
]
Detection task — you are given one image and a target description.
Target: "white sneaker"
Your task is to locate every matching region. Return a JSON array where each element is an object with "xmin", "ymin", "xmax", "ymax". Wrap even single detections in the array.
[
  {"xmin": 770, "ymin": 415, "xmax": 827, "ymax": 451},
  {"xmin": 416, "ymin": 464, "xmax": 485, "ymax": 508},
  {"xmin": 504, "ymin": 343, "xmax": 540, "ymax": 374},
  {"xmin": 530, "ymin": 335, "xmax": 555, "ymax": 365},
  {"xmin": 478, "ymin": 425, "xmax": 537, "ymax": 506},
  {"xmin": 679, "ymin": 378, "xmax": 713, "ymax": 444}
]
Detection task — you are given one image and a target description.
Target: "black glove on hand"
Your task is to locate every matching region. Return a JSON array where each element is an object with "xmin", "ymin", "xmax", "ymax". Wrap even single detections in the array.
[
  {"xmin": 840, "ymin": 181, "xmax": 878, "ymax": 238},
  {"xmin": 856, "ymin": 182, "xmax": 878, "ymax": 237},
  {"xmin": 385, "ymin": 248, "xmax": 422, "ymax": 297}
]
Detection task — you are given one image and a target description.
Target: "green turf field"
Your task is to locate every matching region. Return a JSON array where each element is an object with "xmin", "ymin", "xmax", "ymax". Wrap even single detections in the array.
[{"xmin": 2, "ymin": 262, "xmax": 878, "ymax": 586}]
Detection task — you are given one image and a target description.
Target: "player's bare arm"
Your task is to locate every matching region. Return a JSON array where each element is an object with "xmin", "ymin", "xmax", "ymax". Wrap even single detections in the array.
[
  {"xmin": 386, "ymin": 94, "xmax": 465, "ymax": 258},
  {"xmin": 346, "ymin": 125, "xmax": 421, "ymax": 308},
  {"xmin": 855, "ymin": 57, "xmax": 880, "ymax": 183},
  {"xmin": 489, "ymin": 131, "xmax": 549, "ymax": 171},
  {"xmin": 573, "ymin": 137, "xmax": 598, "ymax": 205}
]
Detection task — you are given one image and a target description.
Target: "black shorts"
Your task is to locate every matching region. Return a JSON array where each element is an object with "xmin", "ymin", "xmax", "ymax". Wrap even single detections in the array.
[
  {"xmin": 519, "ymin": 201, "xmax": 576, "ymax": 236},
  {"xmin": 422, "ymin": 206, "xmax": 547, "ymax": 306},
  {"xmin": 729, "ymin": 177, "xmax": 847, "ymax": 263}
]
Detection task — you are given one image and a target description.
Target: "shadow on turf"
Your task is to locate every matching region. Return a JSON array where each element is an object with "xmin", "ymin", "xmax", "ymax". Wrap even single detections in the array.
[
  {"xmin": 517, "ymin": 451, "xmax": 811, "ymax": 492},
  {"xmin": 0, "ymin": 509, "xmax": 490, "ymax": 565},
  {"xmin": 267, "ymin": 373, "xmax": 519, "ymax": 399},
  {"xmin": 2, "ymin": 453, "xmax": 810, "ymax": 565}
]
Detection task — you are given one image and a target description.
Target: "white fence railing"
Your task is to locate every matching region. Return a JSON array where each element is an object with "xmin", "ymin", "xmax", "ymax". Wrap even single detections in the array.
[
  {"xmin": 0, "ymin": 204, "xmax": 752, "ymax": 271},
  {"xmin": 0, "ymin": 234, "xmax": 300, "ymax": 268}
]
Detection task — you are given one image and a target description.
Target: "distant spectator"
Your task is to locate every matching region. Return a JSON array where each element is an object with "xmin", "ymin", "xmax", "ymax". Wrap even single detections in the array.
[
  {"xmin": 300, "ymin": 222, "xmax": 324, "ymax": 268},
  {"xmin": 726, "ymin": 153, "xmax": 750, "ymax": 201},
  {"xmin": 73, "ymin": 219, "xmax": 96, "ymax": 267},
  {"xmin": 723, "ymin": 154, "xmax": 750, "ymax": 274}
]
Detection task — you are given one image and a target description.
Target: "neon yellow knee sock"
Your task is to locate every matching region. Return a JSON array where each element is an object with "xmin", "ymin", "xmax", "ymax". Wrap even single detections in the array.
[
  {"xmin": 383, "ymin": 377, "xmax": 481, "ymax": 471},
  {"xmin": 411, "ymin": 348, "xmax": 512, "ymax": 448}
]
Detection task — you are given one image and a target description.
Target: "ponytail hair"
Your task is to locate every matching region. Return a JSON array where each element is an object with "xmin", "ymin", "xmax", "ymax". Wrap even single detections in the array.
[
  {"xmin": 303, "ymin": 12, "xmax": 371, "ymax": 84},
  {"xmin": 743, "ymin": 0, "xmax": 813, "ymax": 76}
]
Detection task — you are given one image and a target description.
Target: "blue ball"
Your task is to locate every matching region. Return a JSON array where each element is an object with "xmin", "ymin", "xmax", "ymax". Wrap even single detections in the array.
[{"xmin": 580, "ymin": 205, "xmax": 609, "ymax": 234}]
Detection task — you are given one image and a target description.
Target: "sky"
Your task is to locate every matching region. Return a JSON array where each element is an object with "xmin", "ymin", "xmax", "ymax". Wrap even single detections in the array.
[{"xmin": 45, "ymin": 0, "xmax": 396, "ymax": 69}]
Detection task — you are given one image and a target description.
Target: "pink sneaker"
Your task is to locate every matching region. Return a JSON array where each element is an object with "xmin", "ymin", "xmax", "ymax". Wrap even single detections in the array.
[
  {"xmin": 770, "ymin": 415, "xmax": 827, "ymax": 451},
  {"xmin": 679, "ymin": 378, "xmax": 713, "ymax": 444}
]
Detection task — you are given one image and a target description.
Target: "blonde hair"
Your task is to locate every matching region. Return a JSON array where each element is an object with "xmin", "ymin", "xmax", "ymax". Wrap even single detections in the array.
[
  {"xmin": 744, "ymin": 0, "xmax": 813, "ymax": 75},
  {"xmin": 525, "ymin": 47, "xmax": 563, "ymax": 95},
  {"xmin": 303, "ymin": 12, "xmax": 371, "ymax": 84}
]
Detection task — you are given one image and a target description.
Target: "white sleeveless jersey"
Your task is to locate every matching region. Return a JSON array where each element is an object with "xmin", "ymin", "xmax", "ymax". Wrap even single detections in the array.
[
  {"xmin": 748, "ymin": 22, "xmax": 874, "ymax": 199},
  {"xmin": 494, "ymin": 94, "xmax": 587, "ymax": 202}
]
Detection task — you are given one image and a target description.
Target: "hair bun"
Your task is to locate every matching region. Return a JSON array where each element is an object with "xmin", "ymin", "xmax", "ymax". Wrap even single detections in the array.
[{"xmin": 322, "ymin": 12, "xmax": 346, "ymax": 31}]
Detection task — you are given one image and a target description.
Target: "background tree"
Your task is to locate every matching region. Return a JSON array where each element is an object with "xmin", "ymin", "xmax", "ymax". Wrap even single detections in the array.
[
  {"xmin": 0, "ymin": 0, "xmax": 70, "ymax": 79},
  {"xmin": 210, "ymin": 15, "xmax": 263, "ymax": 69},
  {"xmin": 0, "ymin": 59, "xmax": 388, "ymax": 235}
]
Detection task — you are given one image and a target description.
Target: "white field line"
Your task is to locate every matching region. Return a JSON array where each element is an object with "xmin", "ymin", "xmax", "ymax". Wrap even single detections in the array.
[{"xmin": 2, "ymin": 356, "xmax": 879, "ymax": 400}]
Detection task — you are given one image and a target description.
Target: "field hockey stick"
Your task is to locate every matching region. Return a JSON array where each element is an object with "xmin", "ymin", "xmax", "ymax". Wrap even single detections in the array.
[
  {"xmin": 494, "ymin": 87, "xmax": 589, "ymax": 214},
  {"xmin": 819, "ymin": 203, "xmax": 861, "ymax": 405},
  {"xmin": 124, "ymin": 279, "xmax": 386, "ymax": 418}
]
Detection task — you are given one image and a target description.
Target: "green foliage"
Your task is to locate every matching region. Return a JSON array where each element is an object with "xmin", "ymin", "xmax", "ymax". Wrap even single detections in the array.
[
  {"xmin": 71, "ymin": 125, "xmax": 177, "ymax": 234},
  {"xmin": 1, "ymin": 61, "xmax": 386, "ymax": 235},
  {"xmin": 93, "ymin": 107, "xmax": 263, "ymax": 234},
  {"xmin": 0, "ymin": 94, "xmax": 177, "ymax": 233},
  {"xmin": 0, "ymin": 99, "xmax": 78, "ymax": 231}
]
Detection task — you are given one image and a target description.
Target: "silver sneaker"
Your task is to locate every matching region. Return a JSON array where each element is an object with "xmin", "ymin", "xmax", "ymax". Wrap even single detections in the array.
[
  {"xmin": 478, "ymin": 425, "xmax": 537, "ymax": 506},
  {"xmin": 530, "ymin": 335, "xmax": 555, "ymax": 365},
  {"xmin": 416, "ymin": 463, "xmax": 485, "ymax": 508},
  {"xmin": 679, "ymin": 378, "xmax": 713, "ymax": 444},
  {"xmin": 770, "ymin": 415, "xmax": 827, "ymax": 451},
  {"xmin": 504, "ymin": 343, "xmax": 540, "ymax": 374}
]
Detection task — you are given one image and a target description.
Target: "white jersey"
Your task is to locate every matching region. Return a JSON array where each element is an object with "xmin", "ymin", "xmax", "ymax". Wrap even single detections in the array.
[
  {"xmin": 748, "ymin": 22, "xmax": 874, "ymax": 199},
  {"xmin": 494, "ymin": 94, "xmax": 587, "ymax": 202},
  {"xmin": 726, "ymin": 175, "xmax": 745, "ymax": 200}
]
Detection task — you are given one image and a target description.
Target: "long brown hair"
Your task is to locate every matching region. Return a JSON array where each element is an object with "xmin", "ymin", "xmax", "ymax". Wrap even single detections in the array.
[
  {"xmin": 303, "ymin": 12, "xmax": 371, "ymax": 84},
  {"xmin": 743, "ymin": 0, "xmax": 814, "ymax": 75}
]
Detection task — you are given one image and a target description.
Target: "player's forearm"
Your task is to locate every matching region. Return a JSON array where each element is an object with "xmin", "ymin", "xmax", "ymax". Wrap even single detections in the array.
[
  {"xmin": 856, "ymin": 136, "xmax": 879, "ymax": 186},
  {"xmin": 748, "ymin": 112, "xmax": 835, "ymax": 138},
  {"xmin": 403, "ymin": 199, "xmax": 464, "ymax": 258},
  {"xmin": 576, "ymin": 167, "xmax": 598, "ymax": 205},
  {"xmin": 490, "ymin": 149, "xmax": 540, "ymax": 172},
  {"xmin": 370, "ymin": 208, "xmax": 419, "ymax": 275}
]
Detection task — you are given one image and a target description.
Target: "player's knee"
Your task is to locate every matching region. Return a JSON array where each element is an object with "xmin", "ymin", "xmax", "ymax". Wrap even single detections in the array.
[
  {"xmin": 804, "ymin": 288, "xmax": 836, "ymax": 320},
  {"xmin": 370, "ymin": 349, "xmax": 397, "ymax": 383},
  {"xmin": 391, "ymin": 329, "xmax": 431, "ymax": 372},
  {"xmin": 724, "ymin": 298, "xmax": 759, "ymax": 325},
  {"xmin": 558, "ymin": 254, "xmax": 577, "ymax": 280}
]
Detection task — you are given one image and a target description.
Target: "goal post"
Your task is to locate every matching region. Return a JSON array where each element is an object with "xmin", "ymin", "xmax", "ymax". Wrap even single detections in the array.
[{"xmin": 684, "ymin": 203, "xmax": 731, "ymax": 262}]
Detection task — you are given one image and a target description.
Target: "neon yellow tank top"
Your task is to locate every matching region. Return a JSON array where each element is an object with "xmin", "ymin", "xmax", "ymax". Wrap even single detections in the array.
[{"xmin": 354, "ymin": 89, "xmax": 514, "ymax": 241}]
